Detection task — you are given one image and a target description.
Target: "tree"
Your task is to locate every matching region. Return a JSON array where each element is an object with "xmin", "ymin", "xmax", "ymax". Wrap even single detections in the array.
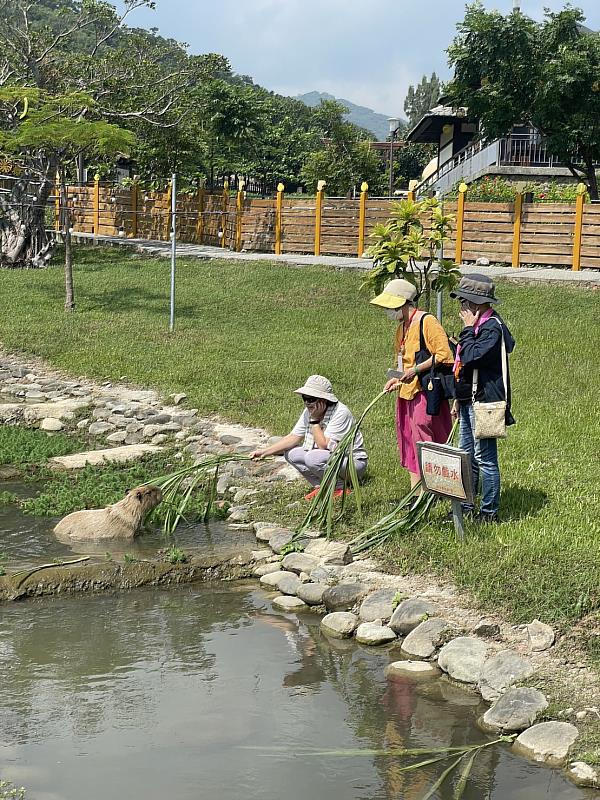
[
  {"xmin": 301, "ymin": 100, "xmax": 385, "ymax": 195},
  {"xmin": 0, "ymin": 0, "xmax": 202, "ymax": 274},
  {"xmin": 403, "ymin": 73, "xmax": 443, "ymax": 128},
  {"xmin": 363, "ymin": 198, "xmax": 459, "ymax": 312},
  {"xmin": 0, "ymin": 89, "xmax": 134, "ymax": 308},
  {"xmin": 446, "ymin": 3, "xmax": 600, "ymax": 199}
]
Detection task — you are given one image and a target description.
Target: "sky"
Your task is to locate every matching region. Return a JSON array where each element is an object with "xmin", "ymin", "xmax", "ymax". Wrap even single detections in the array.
[{"xmin": 117, "ymin": 0, "xmax": 600, "ymax": 117}]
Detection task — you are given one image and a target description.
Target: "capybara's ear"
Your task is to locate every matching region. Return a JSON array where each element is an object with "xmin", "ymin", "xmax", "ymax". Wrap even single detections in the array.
[{"xmin": 124, "ymin": 488, "xmax": 131, "ymax": 496}]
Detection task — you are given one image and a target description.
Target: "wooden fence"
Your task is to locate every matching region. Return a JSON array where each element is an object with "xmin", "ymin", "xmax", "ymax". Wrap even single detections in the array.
[{"xmin": 65, "ymin": 179, "xmax": 600, "ymax": 270}]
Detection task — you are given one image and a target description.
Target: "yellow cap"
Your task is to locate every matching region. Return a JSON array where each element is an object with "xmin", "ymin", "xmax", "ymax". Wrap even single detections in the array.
[{"xmin": 370, "ymin": 278, "xmax": 417, "ymax": 309}]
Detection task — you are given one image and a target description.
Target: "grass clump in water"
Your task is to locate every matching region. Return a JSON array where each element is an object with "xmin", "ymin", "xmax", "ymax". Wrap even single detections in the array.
[
  {"xmin": 21, "ymin": 452, "xmax": 207, "ymax": 521},
  {"xmin": 0, "ymin": 490, "xmax": 18, "ymax": 506}
]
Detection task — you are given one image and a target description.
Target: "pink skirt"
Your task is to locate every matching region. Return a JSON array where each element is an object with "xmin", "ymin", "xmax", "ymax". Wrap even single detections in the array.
[{"xmin": 395, "ymin": 392, "xmax": 452, "ymax": 474}]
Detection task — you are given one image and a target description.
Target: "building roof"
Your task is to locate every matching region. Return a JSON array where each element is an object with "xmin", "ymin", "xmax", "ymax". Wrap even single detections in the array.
[{"xmin": 406, "ymin": 105, "xmax": 470, "ymax": 144}]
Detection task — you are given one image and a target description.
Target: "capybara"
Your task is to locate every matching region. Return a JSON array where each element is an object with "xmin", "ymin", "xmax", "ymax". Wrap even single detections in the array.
[{"xmin": 53, "ymin": 485, "xmax": 163, "ymax": 541}]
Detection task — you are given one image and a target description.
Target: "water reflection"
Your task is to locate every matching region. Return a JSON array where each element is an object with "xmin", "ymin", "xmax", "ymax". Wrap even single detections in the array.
[{"xmin": 0, "ymin": 585, "xmax": 593, "ymax": 800}]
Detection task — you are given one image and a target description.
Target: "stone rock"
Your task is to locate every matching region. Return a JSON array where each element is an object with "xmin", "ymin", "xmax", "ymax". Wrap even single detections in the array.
[
  {"xmin": 281, "ymin": 553, "xmax": 319, "ymax": 575},
  {"xmin": 107, "ymin": 415, "xmax": 129, "ymax": 427},
  {"xmin": 92, "ymin": 407, "xmax": 111, "ymax": 420},
  {"xmin": 402, "ymin": 618, "xmax": 452, "ymax": 659},
  {"xmin": 268, "ymin": 530, "xmax": 297, "ymax": 554},
  {"xmin": 480, "ymin": 687, "xmax": 548, "ymax": 733},
  {"xmin": 233, "ymin": 488, "xmax": 258, "ymax": 504},
  {"xmin": 355, "ymin": 621, "xmax": 397, "ymax": 646},
  {"xmin": 251, "ymin": 549, "xmax": 272, "ymax": 562},
  {"xmin": 513, "ymin": 722, "xmax": 578, "ymax": 766},
  {"xmin": 322, "ymin": 583, "xmax": 368, "ymax": 612},
  {"xmin": 219, "ymin": 433, "xmax": 241, "ymax": 445},
  {"xmin": 145, "ymin": 413, "xmax": 172, "ymax": 425},
  {"xmin": 310, "ymin": 565, "xmax": 343, "ymax": 584},
  {"xmin": 359, "ymin": 588, "xmax": 401, "ymax": 623},
  {"xmin": 253, "ymin": 563, "xmax": 282, "ymax": 577},
  {"xmin": 526, "ymin": 619, "xmax": 555, "ymax": 652},
  {"xmin": 228, "ymin": 505, "xmax": 249, "ymax": 523},
  {"xmin": 389, "ymin": 598, "xmax": 440, "ymax": 635},
  {"xmin": 478, "ymin": 650, "xmax": 535, "ymax": 702},
  {"xmin": 321, "ymin": 612, "xmax": 358, "ymax": 639},
  {"xmin": 76, "ymin": 418, "xmax": 90, "ymax": 429},
  {"xmin": 304, "ymin": 539, "xmax": 352, "ymax": 565},
  {"xmin": 296, "ymin": 582, "xmax": 327, "ymax": 605},
  {"xmin": 106, "ymin": 430, "xmax": 128, "ymax": 444},
  {"xmin": 254, "ymin": 524, "xmax": 289, "ymax": 543},
  {"xmin": 40, "ymin": 417, "xmax": 64, "ymax": 432},
  {"xmin": 23, "ymin": 398, "xmax": 90, "ymax": 422},
  {"xmin": 216, "ymin": 474, "xmax": 232, "ymax": 495},
  {"xmin": 172, "ymin": 393, "xmax": 187, "ymax": 405},
  {"xmin": 26, "ymin": 390, "xmax": 46, "ymax": 401},
  {"xmin": 50, "ymin": 444, "xmax": 161, "ymax": 470},
  {"xmin": 142, "ymin": 424, "xmax": 162, "ymax": 438},
  {"xmin": 277, "ymin": 572, "xmax": 302, "ymax": 596},
  {"xmin": 259, "ymin": 570, "xmax": 297, "ymax": 589},
  {"xmin": 272, "ymin": 595, "xmax": 307, "ymax": 612},
  {"xmin": 567, "ymin": 762, "xmax": 600, "ymax": 788},
  {"xmin": 384, "ymin": 660, "xmax": 441, "ymax": 680},
  {"xmin": 472, "ymin": 619, "xmax": 500, "ymax": 638},
  {"xmin": 125, "ymin": 421, "xmax": 144, "ymax": 433},
  {"xmin": 437, "ymin": 637, "xmax": 488, "ymax": 684},
  {"xmin": 151, "ymin": 434, "xmax": 169, "ymax": 445},
  {"xmin": 89, "ymin": 421, "xmax": 115, "ymax": 436}
]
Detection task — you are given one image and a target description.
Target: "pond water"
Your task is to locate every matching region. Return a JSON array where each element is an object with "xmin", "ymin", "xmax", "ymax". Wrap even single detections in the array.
[
  {"xmin": 0, "ymin": 481, "xmax": 254, "ymax": 568},
  {"xmin": 0, "ymin": 584, "xmax": 594, "ymax": 800}
]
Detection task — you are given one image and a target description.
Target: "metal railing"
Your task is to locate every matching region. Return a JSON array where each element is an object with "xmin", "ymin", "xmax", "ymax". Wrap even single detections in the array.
[{"xmin": 417, "ymin": 132, "xmax": 592, "ymax": 196}]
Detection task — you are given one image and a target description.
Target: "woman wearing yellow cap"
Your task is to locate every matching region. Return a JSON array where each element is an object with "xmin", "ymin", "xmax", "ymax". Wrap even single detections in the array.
[{"xmin": 371, "ymin": 279, "xmax": 454, "ymax": 489}]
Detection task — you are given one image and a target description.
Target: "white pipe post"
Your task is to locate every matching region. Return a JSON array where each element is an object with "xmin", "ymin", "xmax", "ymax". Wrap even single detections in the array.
[{"xmin": 169, "ymin": 173, "xmax": 176, "ymax": 332}]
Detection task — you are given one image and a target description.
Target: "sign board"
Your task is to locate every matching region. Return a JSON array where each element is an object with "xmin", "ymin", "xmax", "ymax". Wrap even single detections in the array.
[{"xmin": 416, "ymin": 441, "xmax": 474, "ymax": 506}]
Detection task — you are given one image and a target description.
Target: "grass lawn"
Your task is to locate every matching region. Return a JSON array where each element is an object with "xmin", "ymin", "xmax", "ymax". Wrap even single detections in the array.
[{"xmin": 0, "ymin": 247, "xmax": 599, "ymax": 641}]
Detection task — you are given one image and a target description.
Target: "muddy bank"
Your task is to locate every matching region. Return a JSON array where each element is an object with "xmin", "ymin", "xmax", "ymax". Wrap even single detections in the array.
[{"xmin": 0, "ymin": 550, "xmax": 254, "ymax": 602}]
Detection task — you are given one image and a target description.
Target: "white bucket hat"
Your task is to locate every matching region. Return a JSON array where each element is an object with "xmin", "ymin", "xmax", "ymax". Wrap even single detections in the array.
[{"xmin": 293, "ymin": 374, "xmax": 338, "ymax": 403}]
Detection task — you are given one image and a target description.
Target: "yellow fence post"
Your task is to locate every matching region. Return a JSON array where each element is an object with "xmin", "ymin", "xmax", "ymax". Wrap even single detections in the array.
[
  {"xmin": 572, "ymin": 183, "xmax": 586, "ymax": 271},
  {"xmin": 93, "ymin": 173, "xmax": 100, "ymax": 237},
  {"xmin": 407, "ymin": 190, "xmax": 415, "ymax": 202},
  {"xmin": 54, "ymin": 173, "xmax": 60, "ymax": 231},
  {"xmin": 196, "ymin": 183, "xmax": 205, "ymax": 244},
  {"xmin": 221, "ymin": 181, "xmax": 229, "ymax": 248},
  {"xmin": 130, "ymin": 181, "xmax": 138, "ymax": 238},
  {"xmin": 358, "ymin": 181, "xmax": 368, "ymax": 257},
  {"xmin": 455, "ymin": 182, "xmax": 467, "ymax": 264},
  {"xmin": 314, "ymin": 180, "xmax": 326, "ymax": 256},
  {"xmin": 512, "ymin": 193, "xmax": 523, "ymax": 269},
  {"xmin": 275, "ymin": 182, "xmax": 284, "ymax": 255},
  {"xmin": 235, "ymin": 180, "xmax": 245, "ymax": 252}
]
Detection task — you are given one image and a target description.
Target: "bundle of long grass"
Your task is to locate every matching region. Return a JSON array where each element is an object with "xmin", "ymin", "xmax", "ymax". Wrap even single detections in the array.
[
  {"xmin": 296, "ymin": 390, "xmax": 388, "ymax": 538},
  {"xmin": 149, "ymin": 453, "xmax": 251, "ymax": 536},
  {"xmin": 348, "ymin": 420, "xmax": 458, "ymax": 554},
  {"xmin": 245, "ymin": 735, "xmax": 514, "ymax": 798}
]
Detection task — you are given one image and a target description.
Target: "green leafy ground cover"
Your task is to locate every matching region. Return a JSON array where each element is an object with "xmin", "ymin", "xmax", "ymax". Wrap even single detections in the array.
[{"xmin": 0, "ymin": 248, "xmax": 598, "ymax": 637}]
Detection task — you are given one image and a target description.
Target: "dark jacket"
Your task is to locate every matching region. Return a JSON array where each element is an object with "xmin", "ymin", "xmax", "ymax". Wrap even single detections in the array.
[{"xmin": 455, "ymin": 314, "xmax": 516, "ymax": 425}]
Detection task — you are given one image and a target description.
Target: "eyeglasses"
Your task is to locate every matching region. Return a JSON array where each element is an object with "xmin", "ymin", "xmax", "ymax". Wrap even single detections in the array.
[{"xmin": 301, "ymin": 395, "xmax": 318, "ymax": 404}]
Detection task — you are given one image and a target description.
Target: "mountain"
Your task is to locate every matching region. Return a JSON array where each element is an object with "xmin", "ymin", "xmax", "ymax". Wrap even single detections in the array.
[{"xmin": 295, "ymin": 91, "xmax": 405, "ymax": 141}]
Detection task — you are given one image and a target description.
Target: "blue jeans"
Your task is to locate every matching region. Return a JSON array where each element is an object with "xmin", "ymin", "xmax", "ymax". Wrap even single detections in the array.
[{"xmin": 458, "ymin": 404, "xmax": 500, "ymax": 515}]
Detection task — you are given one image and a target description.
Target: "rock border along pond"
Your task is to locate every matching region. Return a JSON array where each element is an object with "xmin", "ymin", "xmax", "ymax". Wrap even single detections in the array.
[{"xmin": 0, "ymin": 350, "xmax": 597, "ymax": 791}]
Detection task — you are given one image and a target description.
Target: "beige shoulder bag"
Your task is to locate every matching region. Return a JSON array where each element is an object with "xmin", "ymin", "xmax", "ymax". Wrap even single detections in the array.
[{"xmin": 472, "ymin": 321, "xmax": 508, "ymax": 440}]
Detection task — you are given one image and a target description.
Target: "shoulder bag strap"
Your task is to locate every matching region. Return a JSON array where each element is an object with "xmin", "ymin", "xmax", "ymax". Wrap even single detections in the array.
[{"xmin": 472, "ymin": 318, "xmax": 507, "ymax": 404}]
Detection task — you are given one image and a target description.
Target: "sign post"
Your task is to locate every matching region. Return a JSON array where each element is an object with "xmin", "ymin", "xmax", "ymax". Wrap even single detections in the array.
[{"xmin": 416, "ymin": 441, "xmax": 474, "ymax": 540}]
